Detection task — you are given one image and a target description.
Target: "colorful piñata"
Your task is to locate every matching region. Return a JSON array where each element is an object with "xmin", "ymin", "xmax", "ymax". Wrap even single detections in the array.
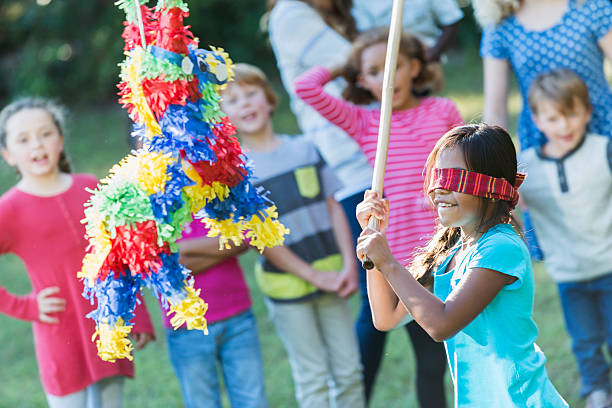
[{"xmin": 80, "ymin": 0, "xmax": 289, "ymax": 362}]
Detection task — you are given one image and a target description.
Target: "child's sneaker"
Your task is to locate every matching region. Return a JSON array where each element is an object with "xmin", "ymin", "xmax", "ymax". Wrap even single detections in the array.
[{"xmin": 586, "ymin": 389, "xmax": 611, "ymax": 408}]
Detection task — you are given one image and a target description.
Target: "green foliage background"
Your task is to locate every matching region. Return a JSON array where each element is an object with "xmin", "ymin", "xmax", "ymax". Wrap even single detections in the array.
[
  {"xmin": 0, "ymin": 0, "xmax": 276, "ymax": 104},
  {"xmin": 0, "ymin": 0, "xmax": 481, "ymax": 105}
]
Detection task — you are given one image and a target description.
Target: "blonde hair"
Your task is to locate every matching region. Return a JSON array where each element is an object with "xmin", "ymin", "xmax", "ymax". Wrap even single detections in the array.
[
  {"xmin": 528, "ymin": 69, "xmax": 591, "ymax": 116},
  {"xmin": 472, "ymin": 0, "xmax": 521, "ymax": 26},
  {"xmin": 342, "ymin": 28, "xmax": 442, "ymax": 105},
  {"xmin": 229, "ymin": 63, "xmax": 278, "ymax": 109}
]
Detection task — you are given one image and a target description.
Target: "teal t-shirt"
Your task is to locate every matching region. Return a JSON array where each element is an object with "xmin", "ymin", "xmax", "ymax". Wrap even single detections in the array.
[{"xmin": 433, "ymin": 224, "xmax": 568, "ymax": 407}]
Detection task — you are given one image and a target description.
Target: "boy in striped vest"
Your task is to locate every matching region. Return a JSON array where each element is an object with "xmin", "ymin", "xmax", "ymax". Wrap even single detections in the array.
[{"xmin": 220, "ymin": 63, "xmax": 365, "ymax": 408}]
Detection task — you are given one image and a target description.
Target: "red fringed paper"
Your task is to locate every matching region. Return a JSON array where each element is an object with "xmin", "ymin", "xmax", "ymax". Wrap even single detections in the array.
[
  {"xmin": 100, "ymin": 220, "xmax": 169, "ymax": 280},
  {"xmin": 191, "ymin": 134, "xmax": 247, "ymax": 187},
  {"xmin": 142, "ymin": 77, "xmax": 199, "ymax": 120},
  {"xmin": 154, "ymin": 7, "xmax": 195, "ymax": 55},
  {"xmin": 121, "ymin": 5, "xmax": 156, "ymax": 51}
]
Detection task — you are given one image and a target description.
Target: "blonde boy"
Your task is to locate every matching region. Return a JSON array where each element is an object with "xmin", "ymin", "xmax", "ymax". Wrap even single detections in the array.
[
  {"xmin": 220, "ymin": 63, "xmax": 365, "ymax": 408},
  {"xmin": 521, "ymin": 68, "xmax": 612, "ymax": 408}
]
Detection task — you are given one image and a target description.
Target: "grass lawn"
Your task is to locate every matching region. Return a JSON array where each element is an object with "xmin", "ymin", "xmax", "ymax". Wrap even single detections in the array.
[{"xmin": 0, "ymin": 49, "xmax": 585, "ymax": 407}]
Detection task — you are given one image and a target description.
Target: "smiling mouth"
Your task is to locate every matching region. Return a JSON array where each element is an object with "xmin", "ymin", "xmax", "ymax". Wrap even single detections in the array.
[
  {"xmin": 242, "ymin": 113, "xmax": 257, "ymax": 121},
  {"xmin": 437, "ymin": 203, "xmax": 456, "ymax": 208},
  {"xmin": 32, "ymin": 154, "xmax": 49, "ymax": 164}
]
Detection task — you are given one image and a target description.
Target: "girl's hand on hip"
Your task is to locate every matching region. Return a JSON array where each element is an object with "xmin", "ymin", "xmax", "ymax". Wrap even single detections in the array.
[
  {"xmin": 356, "ymin": 190, "xmax": 389, "ymax": 231},
  {"xmin": 37, "ymin": 286, "xmax": 66, "ymax": 324},
  {"xmin": 356, "ymin": 228, "xmax": 394, "ymax": 272}
]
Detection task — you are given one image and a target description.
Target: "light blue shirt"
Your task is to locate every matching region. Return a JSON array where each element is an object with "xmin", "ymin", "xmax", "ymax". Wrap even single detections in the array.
[{"xmin": 434, "ymin": 224, "xmax": 568, "ymax": 407}]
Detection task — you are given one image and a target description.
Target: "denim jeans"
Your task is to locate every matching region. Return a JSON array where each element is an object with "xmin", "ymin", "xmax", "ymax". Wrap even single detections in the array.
[
  {"xmin": 265, "ymin": 294, "xmax": 365, "ymax": 408},
  {"xmin": 557, "ymin": 273, "xmax": 612, "ymax": 397},
  {"xmin": 523, "ymin": 211, "xmax": 544, "ymax": 261},
  {"xmin": 341, "ymin": 191, "xmax": 448, "ymax": 407},
  {"xmin": 165, "ymin": 309, "xmax": 268, "ymax": 408}
]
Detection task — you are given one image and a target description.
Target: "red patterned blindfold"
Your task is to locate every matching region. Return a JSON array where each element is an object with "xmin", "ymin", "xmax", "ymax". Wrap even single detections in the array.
[{"xmin": 427, "ymin": 168, "xmax": 526, "ymax": 209}]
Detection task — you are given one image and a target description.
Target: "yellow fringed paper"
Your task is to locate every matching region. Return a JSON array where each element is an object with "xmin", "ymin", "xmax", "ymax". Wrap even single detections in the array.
[
  {"xmin": 208, "ymin": 46, "xmax": 234, "ymax": 91},
  {"xmin": 203, "ymin": 218, "xmax": 247, "ymax": 250},
  {"xmin": 202, "ymin": 206, "xmax": 290, "ymax": 251},
  {"xmin": 244, "ymin": 206, "xmax": 291, "ymax": 252},
  {"xmin": 182, "ymin": 161, "xmax": 231, "ymax": 213},
  {"xmin": 92, "ymin": 317, "xmax": 134, "ymax": 362},
  {"xmin": 135, "ymin": 152, "xmax": 176, "ymax": 194},
  {"xmin": 103, "ymin": 154, "xmax": 139, "ymax": 185},
  {"xmin": 79, "ymin": 222, "xmax": 112, "ymax": 287},
  {"xmin": 121, "ymin": 48, "xmax": 162, "ymax": 138},
  {"xmin": 168, "ymin": 284, "xmax": 209, "ymax": 333}
]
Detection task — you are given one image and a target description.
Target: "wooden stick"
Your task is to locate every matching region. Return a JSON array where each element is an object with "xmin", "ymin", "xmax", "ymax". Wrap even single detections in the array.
[
  {"xmin": 135, "ymin": 1, "xmax": 147, "ymax": 48},
  {"xmin": 362, "ymin": 0, "xmax": 405, "ymax": 270}
]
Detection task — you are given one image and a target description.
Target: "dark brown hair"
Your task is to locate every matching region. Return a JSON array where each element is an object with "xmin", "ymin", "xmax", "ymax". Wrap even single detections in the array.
[
  {"xmin": 528, "ymin": 68, "xmax": 591, "ymax": 116},
  {"xmin": 266, "ymin": 0, "xmax": 357, "ymax": 40},
  {"xmin": 0, "ymin": 97, "xmax": 71, "ymax": 174},
  {"xmin": 342, "ymin": 27, "xmax": 441, "ymax": 105},
  {"xmin": 410, "ymin": 124, "xmax": 519, "ymax": 286}
]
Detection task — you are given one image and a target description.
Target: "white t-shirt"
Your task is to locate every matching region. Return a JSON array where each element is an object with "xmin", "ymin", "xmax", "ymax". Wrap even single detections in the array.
[{"xmin": 352, "ymin": 0, "xmax": 464, "ymax": 47}]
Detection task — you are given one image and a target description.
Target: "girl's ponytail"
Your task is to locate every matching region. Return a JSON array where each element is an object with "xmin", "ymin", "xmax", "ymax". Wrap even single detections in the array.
[
  {"xmin": 58, "ymin": 151, "xmax": 72, "ymax": 173},
  {"xmin": 472, "ymin": 0, "xmax": 520, "ymax": 27},
  {"xmin": 410, "ymin": 226, "xmax": 461, "ymax": 287},
  {"xmin": 411, "ymin": 124, "xmax": 522, "ymax": 285}
]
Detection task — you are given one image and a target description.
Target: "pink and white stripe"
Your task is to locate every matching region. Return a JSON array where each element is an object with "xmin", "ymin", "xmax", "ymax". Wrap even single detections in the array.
[{"xmin": 295, "ymin": 66, "xmax": 464, "ymax": 263}]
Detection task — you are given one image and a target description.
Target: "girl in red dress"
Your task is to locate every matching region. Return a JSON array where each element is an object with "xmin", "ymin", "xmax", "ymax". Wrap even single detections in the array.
[{"xmin": 0, "ymin": 98, "xmax": 155, "ymax": 408}]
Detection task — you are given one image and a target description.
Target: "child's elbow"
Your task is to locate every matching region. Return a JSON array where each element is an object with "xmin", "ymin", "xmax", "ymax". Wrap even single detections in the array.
[
  {"xmin": 429, "ymin": 331, "xmax": 448, "ymax": 343},
  {"xmin": 428, "ymin": 325, "xmax": 457, "ymax": 342},
  {"xmin": 293, "ymin": 81, "xmax": 307, "ymax": 99},
  {"xmin": 372, "ymin": 318, "xmax": 394, "ymax": 332},
  {"xmin": 371, "ymin": 313, "xmax": 406, "ymax": 332}
]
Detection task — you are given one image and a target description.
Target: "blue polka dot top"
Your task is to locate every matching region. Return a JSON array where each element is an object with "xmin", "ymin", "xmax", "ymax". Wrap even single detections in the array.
[{"xmin": 481, "ymin": 0, "xmax": 612, "ymax": 149}]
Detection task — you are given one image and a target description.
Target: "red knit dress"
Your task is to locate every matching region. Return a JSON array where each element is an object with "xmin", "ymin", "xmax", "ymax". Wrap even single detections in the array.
[{"xmin": 0, "ymin": 174, "xmax": 154, "ymax": 396}]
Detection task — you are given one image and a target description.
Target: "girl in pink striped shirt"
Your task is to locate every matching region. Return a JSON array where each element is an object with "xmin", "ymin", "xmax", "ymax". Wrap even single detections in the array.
[{"xmin": 295, "ymin": 27, "xmax": 463, "ymax": 407}]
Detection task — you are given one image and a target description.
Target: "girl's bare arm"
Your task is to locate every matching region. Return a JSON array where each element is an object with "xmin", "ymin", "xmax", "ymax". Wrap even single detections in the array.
[
  {"xmin": 356, "ymin": 190, "xmax": 513, "ymax": 340},
  {"xmin": 375, "ymin": 251, "xmax": 511, "ymax": 341},
  {"xmin": 482, "ymin": 57, "xmax": 510, "ymax": 129}
]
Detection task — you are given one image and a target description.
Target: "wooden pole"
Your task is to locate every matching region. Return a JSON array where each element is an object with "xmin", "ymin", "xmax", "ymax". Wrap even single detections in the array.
[
  {"xmin": 135, "ymin": 1, "xmax": 147, "ymax": 48},
  {"xmin": 362, "ymin": 0, "xmax": 405, "ymax": 270}
]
